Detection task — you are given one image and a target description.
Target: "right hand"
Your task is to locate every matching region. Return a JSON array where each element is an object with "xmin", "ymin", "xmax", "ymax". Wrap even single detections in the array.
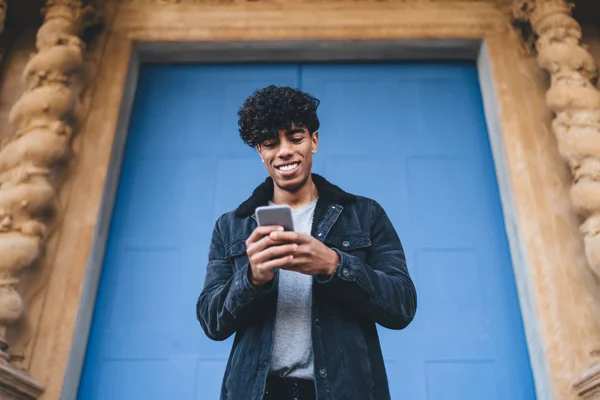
[{"xmin": 245, "ymin": 226, "xmax": 298, "ymax": 286}]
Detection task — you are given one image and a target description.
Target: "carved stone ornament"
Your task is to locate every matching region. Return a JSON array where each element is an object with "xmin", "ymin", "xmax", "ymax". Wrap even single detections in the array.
[
  {"xmin": 512, "ymin": 0, "xmax": 600, "ymax": 398},
  {"xmin": 0, "ymin": 0, "xmax": 96, "ymax": 397},
  {"xmin": 575, "ymin": 364, "xmax": 600, "ymax": 400},
  {"xmin": 513, "ymin": 0, "xmax": 600, "ymax": 281}
]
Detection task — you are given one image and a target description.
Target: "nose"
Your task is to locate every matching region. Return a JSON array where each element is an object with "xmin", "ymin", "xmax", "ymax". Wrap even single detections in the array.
[{"xmin": 277, "ymin": 139, "xmax": 294, "ymax": 159}]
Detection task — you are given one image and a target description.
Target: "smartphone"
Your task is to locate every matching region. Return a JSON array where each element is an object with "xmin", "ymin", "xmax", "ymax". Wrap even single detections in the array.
[{"xmin": 255, "ymin": 204, "xmax": 295, "ymax": 231}]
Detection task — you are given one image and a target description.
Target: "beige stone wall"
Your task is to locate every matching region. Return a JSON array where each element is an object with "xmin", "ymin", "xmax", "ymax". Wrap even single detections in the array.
[
  {"xmin": 486, "ymin": 27, "xmax": 600, "ymax": 398},
  {"xmin": 0, "ymin": 1, "xmax": 599, "ymax": 399}
]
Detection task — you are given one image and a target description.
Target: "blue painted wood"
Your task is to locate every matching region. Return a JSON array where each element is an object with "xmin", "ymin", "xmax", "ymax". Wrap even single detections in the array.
[{"xmin": 78, "ymin": 63, "xmax": 536, "ymax": 399}]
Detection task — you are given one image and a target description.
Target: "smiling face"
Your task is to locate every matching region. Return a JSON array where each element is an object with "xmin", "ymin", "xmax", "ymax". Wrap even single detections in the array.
[{"xmin": 257, "ymin": 124, "xmax": 318, "ymax": 193}]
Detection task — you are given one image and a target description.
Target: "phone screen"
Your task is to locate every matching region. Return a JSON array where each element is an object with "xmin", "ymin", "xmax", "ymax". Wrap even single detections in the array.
[{"xmin": 255, "ymin": 205, "xmax": 295, "ymax": 231}]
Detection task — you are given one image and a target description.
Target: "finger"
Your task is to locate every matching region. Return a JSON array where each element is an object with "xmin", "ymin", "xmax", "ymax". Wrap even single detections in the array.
[
  {"xmin": 247, "ymin": 233, "xmax": 289, "ymax": 256},
  {"xmin": 252, "ymin": 243, "xmax": 298, "ymax": 264},
  {"xmin": 286, "ymin": 256, "xmax": 309, "ymax": 268},
  {"xmin": 292, "ymin": 244, "xmax": 314, "ymax": 257},
  {"xmin": 246, "ymin": 226, "xmax": 284, "ymax": 247},
  {"xmin": 269, "ymin": 231, "xmax": 310, "ymax": 243},
  {"xmin": 259, "ymin": 255, "xmax": 295, "ymax": 271}
]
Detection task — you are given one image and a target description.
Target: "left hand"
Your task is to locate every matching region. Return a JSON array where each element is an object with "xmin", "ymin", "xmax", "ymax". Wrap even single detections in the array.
[{"xmin": 269, "ymin": 231, "xmax": 340, "ymax": 276}]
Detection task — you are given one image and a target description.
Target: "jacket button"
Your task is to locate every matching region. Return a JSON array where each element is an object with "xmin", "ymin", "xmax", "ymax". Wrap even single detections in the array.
[
  {"xmin": 341, "ymin": 268, "xmax": 350, "ymax": 278},
  {"xmin": 342, "ymin": 241, "xmax": 350, "ymax": 248},
  {"xmin": 319, "ymin": 368, "xmax": 328, "ymax": 378}
]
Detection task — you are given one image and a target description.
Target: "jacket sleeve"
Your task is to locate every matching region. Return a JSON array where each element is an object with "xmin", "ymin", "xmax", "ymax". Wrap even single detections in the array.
[
  {"xmin": 197, "ymin": 217, "xmax": 277, "ymax": 341},
  {"xmin": 315, "ymin": 200, "xmax": 417, "ymax": 330}
]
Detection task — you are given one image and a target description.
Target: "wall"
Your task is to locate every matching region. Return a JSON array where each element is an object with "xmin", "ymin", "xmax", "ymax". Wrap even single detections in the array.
[
  {"xmin": 0, "ymin": 0, "xmax": 119, "ymax": 394},
  {"xmin": 0, "ymin": 1, "xmax": 599, "ymax": 400},
  {"xmin": 486, "ymin": 23, "xmax": 600, "ymax": 398}
]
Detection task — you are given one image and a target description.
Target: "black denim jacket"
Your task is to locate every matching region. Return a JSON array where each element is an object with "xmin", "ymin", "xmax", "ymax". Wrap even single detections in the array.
[{"xmin": 197, "ymin": 174, "xmax": 417, "ymax": 400}]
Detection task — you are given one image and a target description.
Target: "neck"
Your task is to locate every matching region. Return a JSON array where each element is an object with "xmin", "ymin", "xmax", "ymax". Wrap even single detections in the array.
[{"xmin": 272, "ymin": 175, "xmax": 319, "ymax": 209}]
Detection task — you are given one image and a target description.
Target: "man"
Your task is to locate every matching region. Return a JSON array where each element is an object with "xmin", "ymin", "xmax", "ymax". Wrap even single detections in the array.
[{"xmin": 197, "ymin": 85, "xmax": 417, "ymax": 400}]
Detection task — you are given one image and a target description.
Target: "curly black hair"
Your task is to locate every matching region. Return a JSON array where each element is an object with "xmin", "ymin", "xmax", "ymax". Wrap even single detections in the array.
[{"xmin": 237, "ymin": 85, "xmax": 321, "ymax": 148}]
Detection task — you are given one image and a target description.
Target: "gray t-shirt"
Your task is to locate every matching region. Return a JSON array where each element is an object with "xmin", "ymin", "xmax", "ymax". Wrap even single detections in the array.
[{"xmin": 268, "ymin": 198, "xmax": 318, "ymax": 379}]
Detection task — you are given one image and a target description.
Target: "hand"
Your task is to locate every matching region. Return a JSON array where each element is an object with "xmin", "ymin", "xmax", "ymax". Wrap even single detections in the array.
[
  {"xmin": 268, "ymin": 231, "xmax": 340, "ymax": 276},
  {"xmin": 246, "ymin": 226, "xmax": 298, "ymax": 287}
]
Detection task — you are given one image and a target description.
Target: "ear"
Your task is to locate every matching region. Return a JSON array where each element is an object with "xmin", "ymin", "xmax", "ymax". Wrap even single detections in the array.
[
  {"xmin": 311, "ymin": 131, "xmax": 319, "ymax": 154},
  {"xmin": 256, "ymin": 145, "xmax": 264, "ymax": 163}
]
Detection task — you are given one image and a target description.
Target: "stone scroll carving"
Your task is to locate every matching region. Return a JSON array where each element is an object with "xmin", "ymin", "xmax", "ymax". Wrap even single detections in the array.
[
  {"xmin": 512, "ymin": 0, "xmax": 600, "ymax": 398},
  {"xmin": 513, "ymin": 0, "xmax": 600, "ymax": 278},
  {"xmin": 0, "ymin": 0, "xmax": 95, "ymax": 397}
]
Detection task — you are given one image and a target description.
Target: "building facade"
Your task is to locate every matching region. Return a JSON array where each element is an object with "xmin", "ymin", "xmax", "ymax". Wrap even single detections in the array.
[{"xmin": 0, "ymin": 0, "xmax": 599, "ymax": 399}]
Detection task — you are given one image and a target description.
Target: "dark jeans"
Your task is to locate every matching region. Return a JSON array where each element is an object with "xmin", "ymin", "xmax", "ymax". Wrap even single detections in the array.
[{"xmin": 263, "ymin": 376, "xmax": 316, "ymax": 400}]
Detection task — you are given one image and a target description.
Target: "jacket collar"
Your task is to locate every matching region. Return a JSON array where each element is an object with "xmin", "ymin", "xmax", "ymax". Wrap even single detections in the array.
[{"xmin": 234, "ymin": 173, "xmax": 357, "ymax": 218}]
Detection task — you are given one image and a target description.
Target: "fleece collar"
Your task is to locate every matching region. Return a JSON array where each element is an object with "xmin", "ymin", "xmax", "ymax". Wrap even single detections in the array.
[{"xmin": 234, "ymin": 173, "xmax": 357, "ymax": 218}]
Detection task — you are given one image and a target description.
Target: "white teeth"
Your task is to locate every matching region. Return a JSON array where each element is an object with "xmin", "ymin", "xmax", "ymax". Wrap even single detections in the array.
[{"xmin": 278, "ymin": 163, "xmax": 298, "ymax": 172}]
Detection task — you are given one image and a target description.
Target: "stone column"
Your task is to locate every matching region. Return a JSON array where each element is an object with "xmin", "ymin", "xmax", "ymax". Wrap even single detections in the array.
[
  {"xmin": 0, "ymin": 0, "xmax": 95, "ymax": 398},
  {"xmin": 512, "ymin": 0, "xmax": 600, "ymax": 398}
]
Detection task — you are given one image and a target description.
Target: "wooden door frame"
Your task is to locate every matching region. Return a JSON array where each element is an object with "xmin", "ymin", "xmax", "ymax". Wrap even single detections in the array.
[
  {"xmin": 26, "ymin": 2, "xmax": 562, "ymax": 399},
  {"xmin": 66, "ymin": 39, "xmax": 552, "ymax": 400}
]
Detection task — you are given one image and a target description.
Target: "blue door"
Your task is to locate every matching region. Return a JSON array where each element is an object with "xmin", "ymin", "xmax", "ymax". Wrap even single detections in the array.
[{"xmin": 78, "ymin": 62, "xmax": 536, "ymax": 399}]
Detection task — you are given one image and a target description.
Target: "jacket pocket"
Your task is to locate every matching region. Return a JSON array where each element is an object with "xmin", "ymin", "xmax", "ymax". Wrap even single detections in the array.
[
  {"xmin": 324, "ymin": 231, "xmax": 371, "ymax": 260},
  {"xmin": 225, "ymin": 239, "xmax": 248, "ymax": 272}
]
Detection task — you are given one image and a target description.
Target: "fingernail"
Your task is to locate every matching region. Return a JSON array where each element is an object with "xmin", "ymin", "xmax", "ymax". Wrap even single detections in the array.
[{"xmin": 278, "ymin": 227, "xmax": 284, "ymax": 231}]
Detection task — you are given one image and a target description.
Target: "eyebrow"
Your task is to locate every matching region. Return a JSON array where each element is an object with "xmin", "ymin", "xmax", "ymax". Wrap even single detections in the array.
[
  {"xmin": 263, "ymin": 128, "xmax": 305, "ymax": 142},
  {"xmin": 285, "ymin": 128, "xmax": 305, "ymax": 135}
]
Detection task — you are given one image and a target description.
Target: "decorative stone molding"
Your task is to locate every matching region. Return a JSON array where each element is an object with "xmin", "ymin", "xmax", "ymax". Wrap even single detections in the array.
[
  {"xmin": 0, "ymin": 361, "xmax": 43, "ymax": 400},
  {"xmin": 120, "ymin": 0, "xmax": 510, "ymax": 4},
  {"xmin": 513, "ymin": 0, "xmax": 600, "ymax": 281},
  {"xmin": 0, "ymin": 0, "xmax": 96, "ymax": 397},
  {"xmin": 575, "ymin": 364, "xmax": 600, "ymax": 400},
  {"xmin": 512, "ymin": 0, "xmax": 600, "ymax": 397}
]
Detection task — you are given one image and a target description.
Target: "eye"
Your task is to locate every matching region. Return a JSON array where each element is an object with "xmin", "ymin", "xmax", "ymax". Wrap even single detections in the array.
[
  {"xmin": 291, "ymin": 136, "xmax": 304, "ymax": 144},
  {"xmin": 262, "ymin": 141, "xmax": 278, "ymax": 149}
]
